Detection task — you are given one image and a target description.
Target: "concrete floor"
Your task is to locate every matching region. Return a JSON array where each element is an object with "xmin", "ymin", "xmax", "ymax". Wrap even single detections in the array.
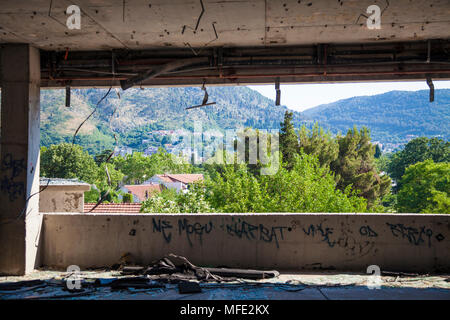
[{"xmin": 1, "ymin": 269, "xmax": 449, "ymax": 300}]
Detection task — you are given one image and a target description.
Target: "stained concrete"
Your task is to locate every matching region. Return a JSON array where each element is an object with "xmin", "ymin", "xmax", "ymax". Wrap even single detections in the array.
[
  {"xmin": 0, "ymin": 44, "xmax": 41, "ymax": 275},
  {"xmin": 39, "ymin": 178, "xmax": 90, "ymax": 213},
  {"xmin": 40, "ymin": 213, "xmax": 450, "ymax": 273},
  {"xmin": 0, "ymin": 0, "xmax": 449, "ymax": 51}
]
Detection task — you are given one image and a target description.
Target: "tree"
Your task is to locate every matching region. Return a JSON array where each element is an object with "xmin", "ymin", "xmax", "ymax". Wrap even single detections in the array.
[
  {"xmin": 260, "ymin": 153, "xmax": 367, "ymax": 213},
  {"xmin": 40, "ymin": 143, "xmax": 98, "ymax": 184},
  {"xmin": 95, "ymin": 162, "xmax": 124, "ymax": 190},
  {"xmin": 113, "ymin": 149, "xmax": 193, "ymax": 184},
  {"xmin": 397, "ymin": 160, "xmax": 449, "ymax": 213},
  {"xmin": 112, "ymin": 152, "xmax": 151, "ymax": 184},
  {"xmin": 122, "ymin": 193, "xmax": 133, "ymax": 203},
  {"xmin": 279, "ymin": 111, "xmax": 299, "ymax": 170},
  {"xmin": 388, "ymin": 137, "xmax": 450, "ymax": 186},
  {"xmin": 330, "ymin": 127, "xmax": 391, "ymax": 208},
  {"xmin": 298, "ymin": 123, "xmax": 338, "ymax": 167},
  {"xmin": 206, "ymin": 164, "xmax": 267, "ymax": 212},
  {"xmin": 94, "ymin": 149, "xmax": 113, "ymax": 166},
  {"xmin": 374, "ymin": 144, "xmax": 382, "ymax": 158}
]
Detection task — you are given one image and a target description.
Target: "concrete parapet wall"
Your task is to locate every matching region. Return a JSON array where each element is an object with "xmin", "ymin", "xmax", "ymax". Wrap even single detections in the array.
[
  {"xmin": 41, "ymin": 213, "xmax": 450, "ymax": 273},
  {"xmin": 39, "ymin": 185, "xmax": 90, "ymax": 213}
]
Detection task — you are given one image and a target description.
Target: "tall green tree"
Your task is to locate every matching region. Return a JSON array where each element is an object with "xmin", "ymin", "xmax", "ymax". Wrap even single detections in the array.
[
  {"xmin": 330, "ymin": 127, "xmax": 391, "ymax": 208},
  {"xmin": 397, "ymin": 160, "xmax": 449, "ymax": 213},
  {"xmin": 40, "ymin": 143, "xmax": 98, "ymax": 184},
  {"xmin": 298, "ymin": 123, "xmax": 339, "ymax": 168},
  {"xmin": 279, "ymin": 111, "xmax": 299, "ymax": 170},
  {"xmin": 113, "ymin": 148, "xmax": 193, "ymax": 184},
  {"xmin": 388, "ymin": 137, "xmax": 450, "ymax": 185},
  {"xmin": 374, "ymin": 144, "xmax": 382, "ymax": 158},
  {"xmin": 260, "ymin": 153, "xmax": 367, "ymax": 213}
]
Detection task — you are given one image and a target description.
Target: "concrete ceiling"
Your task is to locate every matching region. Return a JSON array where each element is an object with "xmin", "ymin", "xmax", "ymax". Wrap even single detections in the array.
[{"xmin": 0, "ymin": 0, "xmax": 449, "ymax": 51}]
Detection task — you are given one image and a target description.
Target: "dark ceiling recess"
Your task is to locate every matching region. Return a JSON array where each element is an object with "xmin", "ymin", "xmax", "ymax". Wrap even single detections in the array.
[{"xmin": 36, "ymin": 40, "xmax": 450, "ymax": 88}]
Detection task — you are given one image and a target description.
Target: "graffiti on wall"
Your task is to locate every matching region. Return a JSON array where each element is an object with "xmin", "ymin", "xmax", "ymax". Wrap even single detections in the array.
[
  {"xmin": 386, "ymin": 223, "xmax": 434, "ymax": 247},
  {"xmin": 152, "ymin": 217, "xmax": 213, "ymax": 247},
  {"xmin": 221, "ymin": 217, "xmax": 290, "ymax": 248},
  {"xmin": 147, "ymin": 216, "xmax": 445, "ymax": 252},
  {"xmin": 0, "ymin": 153, "xmax": 26, "ymax": 201}
]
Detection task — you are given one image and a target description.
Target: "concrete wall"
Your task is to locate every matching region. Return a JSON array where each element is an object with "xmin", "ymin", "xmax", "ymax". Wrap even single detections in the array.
[
  {"xmin": 39, "ymin": 185, "xmax": 90, "ymax": 213},
  {"xmin": 41, "ymin": 213, "xmax": 450, "ymax": 273},
  {"xmin": 0, "ymin": 44, "xmax": 41, "ymax": 275}
]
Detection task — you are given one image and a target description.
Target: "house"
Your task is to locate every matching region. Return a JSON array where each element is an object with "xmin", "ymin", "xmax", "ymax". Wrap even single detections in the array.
[
  {"xmin": 144, "ymin": 174, "xmax": 204, "ymax": 193},
  {"xmin": 120, "ymin": 184, "xmax": 163, "ymax": 203},
  {"xmin": 84, "ymin": 203, "xmax": 142, "ymax": 214},
  {"xmin": 113, "ymin": 146, "xmax": 133, "ymax": 157}
]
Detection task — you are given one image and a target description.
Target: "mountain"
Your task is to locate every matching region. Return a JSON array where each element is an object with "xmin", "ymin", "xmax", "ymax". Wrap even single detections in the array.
[
  {"xmin": 39, "ymin": 86, "xmax": 301, "ymax": 154},
  {"xmin": 36, "ymin": 87, "xmax": 450, "ymax": 154},
  {"xmin": 301, "ymin": 89, "xmax": 450, "ymax": 148}
]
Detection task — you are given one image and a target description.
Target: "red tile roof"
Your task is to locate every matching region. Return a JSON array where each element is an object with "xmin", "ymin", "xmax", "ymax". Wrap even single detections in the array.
[
  {"xmin": 84, "ymin": 203, "xmax": 142, "ymax": 213},
  {"xmin": 124, "ymin": 184, "xmax": 163, "ymax": 201},
  {"xmin": 155, "ymin": 174, "xmax": 204, "ymax": 184}
]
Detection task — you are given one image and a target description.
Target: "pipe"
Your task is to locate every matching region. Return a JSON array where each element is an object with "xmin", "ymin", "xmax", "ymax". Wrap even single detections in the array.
[
  {"xmin": 119, "ymin": 57, "xmax": 208, "ymax": 90},
  {"xmin": 43, "ymin": 69, "xmax": 450, "ymax": 82}
]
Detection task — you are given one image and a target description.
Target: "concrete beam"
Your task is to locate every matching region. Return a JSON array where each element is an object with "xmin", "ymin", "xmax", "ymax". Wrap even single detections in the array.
[
  {"xmin": 0, "ymin": 44, "xmax": 42, "ymax": 275},
  {"xmin": 36, "ymin": 41, "xmax": 450, "ymax": 88}
]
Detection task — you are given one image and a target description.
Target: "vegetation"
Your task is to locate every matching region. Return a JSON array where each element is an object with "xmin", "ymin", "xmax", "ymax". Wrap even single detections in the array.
[
  {"xmin": 122, "ymin": 193, "xmax": 133, "ymax": 203},
  {"xmin": 387, "ymin": 137, "xmax": 450, "ymax": 184},
  {"xmin": 397, "ymin": 160, "xmax": 449, "ymax": 213},
  {"xmin": 330, "ymin": 126, "xmax": 391, "ymax": 209},
  {"xmin": 39, "ymin": 88, "xmax": 450, "ymax": 157},
  {"xmin": 40, "ymin": 143, "xmax": 98, "ymax": 184},
  {"xmin": 38, "ymin": 87, "xmax": 449, "ymax": 214}
]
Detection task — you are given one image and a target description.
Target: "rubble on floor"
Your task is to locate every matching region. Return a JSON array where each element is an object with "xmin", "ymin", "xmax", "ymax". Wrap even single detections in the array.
[{"xmin": 0, "ymin": 254, "xmax": 449, "ymax": 300}]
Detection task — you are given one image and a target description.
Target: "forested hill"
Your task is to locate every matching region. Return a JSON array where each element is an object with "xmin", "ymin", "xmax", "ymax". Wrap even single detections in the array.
[
  {"xmin": 36, "ymin": 87, "xmax": 450, "ymax": 154},
  {"xmin": 301, "ymin": 89, "xmax": 450, "ymax": 144},
  {"xmin": 39, "ymin": 86, "xmax": 300, "ymax": 153}
]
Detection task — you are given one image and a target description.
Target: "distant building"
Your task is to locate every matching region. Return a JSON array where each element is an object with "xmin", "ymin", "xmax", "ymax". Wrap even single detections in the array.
[
  {"xmin": 120, "ymin": 184, "xmax": 164, "ymax": 203},
  {"xmin": 114, "ymin": 146, "xmax": 133, "ymax": 157},
  {"xmin": 143, "ymin": 146, "xmax": 158, "ymax": 156},
  {"xmin": 144, "ymin": 174, "xmax": 204, "ymax": 193},
  {"xmin": 84, "ymin": 203, "xmax": 142, "ymax": 214}
]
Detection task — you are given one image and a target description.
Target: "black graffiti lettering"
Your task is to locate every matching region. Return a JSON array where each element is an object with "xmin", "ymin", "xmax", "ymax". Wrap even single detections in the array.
[
  {"xmin": 226, "ymin": 219, "xmax": 257, "ymax": 240},
  {"xmin": 225, "ymin": 218, "xmax": 287, "ymax": 248},
  {"xmin": 0, "ymin": 153, "xmax": 27, "ymax": 201},
  {"xmin": 259, "ymin": 225, "xmax": 286, "ymax": 248},
  {"xmin": 152, "ymin": 218, "xmax": 173, "ymax": 243},
  {"xmin": 303, "ymin": 223, "xmax": 336, "ymax": 248},
  {"xmin": 386, "ymin": 223, "xmax": 433, "ymax": 247},
  {"xmin": 178, "ymin": 218, "xmax": 213, "ymax": 247},
  {"xmin": 360, "ymin": 225, "xmax": 378, "ymax": 237},
  {"xmin": 1, "ymin": 153, "xmax": 26, "ymax": 179}
]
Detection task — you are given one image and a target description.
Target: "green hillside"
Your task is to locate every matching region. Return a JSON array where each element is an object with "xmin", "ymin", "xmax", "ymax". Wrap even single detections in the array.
[
  {"xmin": 34, "ymin": 87, "xmax": 450, "ymax": 154},
  {"xmin": 302, "ymin": 89, "xmax": 450, "ymax": 145},
  {"xmin": 40, "ymin": 86, "xmax": 301, "ymax": 154}
]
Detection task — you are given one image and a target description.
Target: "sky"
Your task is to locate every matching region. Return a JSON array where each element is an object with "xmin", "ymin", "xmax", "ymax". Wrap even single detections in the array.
[{"xmin": 248, "ymin": 80, "xmax": 450, "ymax": 112}]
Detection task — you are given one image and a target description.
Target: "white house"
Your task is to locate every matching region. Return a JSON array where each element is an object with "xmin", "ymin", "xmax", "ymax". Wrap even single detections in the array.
[{"xmin": 144, "ymin": 174, "xmax": 204, "ymax": 193}]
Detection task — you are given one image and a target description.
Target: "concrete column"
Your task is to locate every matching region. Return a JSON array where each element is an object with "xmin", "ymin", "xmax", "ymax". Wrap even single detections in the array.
[{"xmin": 0, "ymin": 44, "xmax": 41, "ymax": 275}]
